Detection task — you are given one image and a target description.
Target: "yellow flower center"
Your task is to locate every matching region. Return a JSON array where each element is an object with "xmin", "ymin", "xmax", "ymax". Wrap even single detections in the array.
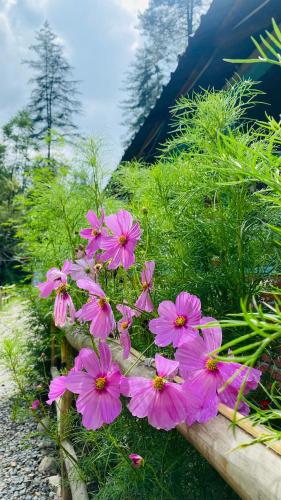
[
  {"xmin": 205, "ymin": 358, "xmax": 218, "ymax": 371},
  {"xmin": 95, "ymin": 377, "xmax": 106, "ymax": 390},
  {"xmin": 142, "ymin": 281, "xmax": 149, "ymax": 291},
  {"xmin": 91, "ymin": 229, "xmax": 99, "ymax": 237},
  {"xmin": 56, "ymin": 284, "xmax": 68, "ymax": 295},
  {"xmin": 119, "ymin": 235, "xmax": 127, "ymax": 246},
  {"xmin": 153, "ymin": 376, "xmax": 165, "ymax": 391},
  {"xmin": 98, "ymin": 297, "xmax": 107, "ymax": 309},
  {"xmin": 121, "ymin": 321, "xmax": 129, "ymax": 330},
  {"xmin": 175, "ymin": 315, "xmax": 186, "ymax": 327}
]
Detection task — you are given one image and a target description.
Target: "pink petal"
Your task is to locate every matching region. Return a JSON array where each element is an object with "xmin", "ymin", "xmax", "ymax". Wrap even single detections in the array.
[
  {"xmin": 100, "ymin": 235, "xmax": 119, "ymax": 250},
  {"xmin": 99, "ymin": 341, "xmax": 112, "ymax": 373},
  {"xmin": 201, "ymin": 316, "xmax": 222, "ymax": 352},
  {"xmin": 128, "ymin": 385, "xmax": 155, "ymax": 418},
  {"xmin": 147, "ymin": 383, "xmax": 188, "ymax": 430},
  {"xmin": 116, "ymin": 209, "xmax": 133, "ymax": 234},
  {"xmin": 65, "ymin": 371, "xmax": 94, "ymax": 394},
  {"xmin": 77, "ymin": 348, "xmax": 100, "ymax": 377},
  {"xmin": 120, "ymin": 331, "xmax": 131, "ymax": 359},
  {"xmin": 37, "ymin": 280, "xmax": 56, "ymax": 298},
  {"xmin": 77, "ymin": 278, "xmax": 105, "ymax": 297},
  {"xmin": 175, "ymin": 292, "xmax": 201, "ymax": 325},
  {"xmin": 158, "ymin": 300, "xmax": 177, "ymax": 319},
  {"xmin": 218, "ymin": 385, "xmax": 250, "ymax": 415},
  {"xmin": 105, "ymin": 213, "xmax": 122, "ymax": 235},
  {"xmin": 141, "ymin": 260, "xmax": 155, "ymax": 285},
  {"xmin": 47, "ymin": 375, "xmax": 68, "ymax": 404},
  {"xmin": 67, "ymin": 295, "xmax": 76, "ymax": 322},
  {"xmin": 46, "ymin": 267, "xmax": 64, "ymax": 282},
  {"xmin": 135, "ymin": 290, "xmax": 154, "ymax": 313},
  {"xmin": 90, "ymin": 305, "xmax": 115, "ymax": 339},
  {"xmin": 78, "ymin": 392, "xmax": 104, "ymax": 430},
  {"xmin": 149, "ymin": 318, "xmax": 190, "ymax": 348},
  {"xmin": 99, "ymin": 391, "xmax": 122, "ymax": 425},
  {"xmin": 128, "ymin": 221, "xmax": 141, "ymax": 240},
  {"xmin": 218, "ymin": 362, "xmax": 261, "ymax": 393},
  {"xmin": 62, "ymin": 260, "xmax": 72, "ymax": 274},
  {"xmin": 80, "ymin": 228, "xmax": 93, "ymax": 239},
  {"xmin": 76, "ymin": 300, "xmax": 99, "ymax": 322},
  {"xmin": 105, "ymin": 371, "xmax": 122, "ymax": 398},
  {"xmin": 122, "ymin": 246, "xmax": 135, "ymax": 269},
  {"xmin": 183, "ymin": 371, "xmax": 219, "ymax": 423},
  {"xmin": 54, "ymin": 293, "xmax": 67, "ymax": 327},
  {"xmin": 175, "ymin": 337, "xmax": 206, "ymax": 378},
  {"xmin": 155, "ymin": 354, "xmax": 179, "ymax": 379},
  {"xmin": 120, "ymin": 376, "xmax": 151, "ymax": 397},
  {"xmin": 86, "ymin": 235, "xmax": 103, "ymax": 256},
  {"xmin": 74, "ymin": 348, "xmax": 93, "ymax": 372},
  {"xmin": 86, "ymin": 210, "xmax": 100, "ymax": 228},
  {"xmin": 104, "ymin": 244, "xmax": 124, "ymax": 270},
  {"xmin": 116, "ymin": 304, "xmax": 135, "ymax": 318}
]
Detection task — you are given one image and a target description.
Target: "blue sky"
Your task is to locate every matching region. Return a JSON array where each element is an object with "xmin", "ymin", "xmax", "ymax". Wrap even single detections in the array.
[{"xmin": 0, "ymin": 0, "xmax": 149, "ymax": 171}]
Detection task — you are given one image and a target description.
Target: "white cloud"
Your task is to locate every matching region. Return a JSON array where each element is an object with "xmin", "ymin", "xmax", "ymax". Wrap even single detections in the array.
[
  {"xmin": 117, "ymin": 0, "xmax": 148, "ymax": 16},
  {"xmin": 25, "ymin": 0, "xmax": 50, "ymax": 13}
]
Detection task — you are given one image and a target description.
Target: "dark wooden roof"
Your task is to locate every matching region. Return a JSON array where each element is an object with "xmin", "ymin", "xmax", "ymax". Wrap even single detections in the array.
[{"xmin": 121, "ymin": 0, "xmax": 281, "ymax": 164}]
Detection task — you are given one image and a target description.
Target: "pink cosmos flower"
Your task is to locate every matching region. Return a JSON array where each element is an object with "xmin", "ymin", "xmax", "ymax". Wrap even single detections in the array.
[
  {"xmin": 80, "ymin": 208, "xmax": 106, "ymax": 257},
  {"xmin": 121, "ymin": 354, "xmax": 198, "ymax": 430},
  {"xmin": 129, "ymin": 454, "xmax": 144, "ymax": 468},
  {"xmin": 175, "ymin": 317, "xmax": 261, "ymax": 422},
  {"xmin": 70, "ymin": 257, "xmax": 96, "ymax": 281},
  {"xmin": 65, "ymin": 343, "xmax": 122, "ymax": 430},
  {"xmin": 101, "ymin": 209, "xmax": 141, "ymax": 269},
  {"xmin": 76, "ymin": 278, "xmax": 115, "ymax": 339},
  {"xmin": 37, "ymin": 261, "xmax": 75, "ymax": 327},
  {"xmin": 31, "ymin": 399, "xmax": 40, "ymax": 410},
  {"xmin": 116, "ymin": 304, "xmax": 138, "ymax": 359},
  {"xmin": 37, "ymin": 260, "xmax": 71, "ymax": 298},
  {"xmin": 149, "ymin": 292, "xmax": 201, "ymax": 348},
  {"xmin": 135, "ymin": 261, "xmax": 155, "ymax": 313}
]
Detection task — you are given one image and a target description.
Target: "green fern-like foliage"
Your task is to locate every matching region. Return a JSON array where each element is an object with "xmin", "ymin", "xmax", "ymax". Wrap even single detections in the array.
[
  {"xmin": 112, "ymin": 80, "xmax": 281, "ymax": 328},
  {"xmin": 224, "ymin": 18, "xmax": 281, "ymax": 67}
]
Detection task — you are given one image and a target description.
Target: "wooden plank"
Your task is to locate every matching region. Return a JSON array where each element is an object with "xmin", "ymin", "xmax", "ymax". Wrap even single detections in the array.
[{"xmin": 64, "ymin": 328, "xmax": 281, "ymax": 500}]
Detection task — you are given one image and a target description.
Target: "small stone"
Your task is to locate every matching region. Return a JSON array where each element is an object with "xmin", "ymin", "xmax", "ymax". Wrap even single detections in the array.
[
  {"xmin": 10, "ymin": 461, "xmax": 17, "ymax": 467},
  {"xmin": 38, "ymin": 438, "xmax": 55, "ymax": 450},
  {"xmin": 38, "ymin": 456, "xmax": 58, "ymax": 475},
  {"xmin": 48, "ymin": 475, "xmax": 60, "ymax": 492}
]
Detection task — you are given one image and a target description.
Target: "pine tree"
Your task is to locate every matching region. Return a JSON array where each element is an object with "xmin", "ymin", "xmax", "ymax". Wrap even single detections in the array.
[
  {"xmin": 121, "ymin": 45, "xmax": 164, "ymax": 141},
  {"xmin": 25, "ymin": 21, "xmax": 81, "ymax": 160},
  {"xmin": 121, "ymin": 0, "xmax": 205, "ymax": 142}
]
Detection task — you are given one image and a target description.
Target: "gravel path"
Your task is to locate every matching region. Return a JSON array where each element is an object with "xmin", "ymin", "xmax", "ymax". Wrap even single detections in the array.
[{"xmin": 0, "ymin": 301, "xmax": 58, "ymax": 499}]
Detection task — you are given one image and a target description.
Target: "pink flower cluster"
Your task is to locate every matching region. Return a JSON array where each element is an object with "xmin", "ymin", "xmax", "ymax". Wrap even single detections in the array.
[{"xmin": 38, "ymin": 208, "xmax": 261, "ymax": 433}]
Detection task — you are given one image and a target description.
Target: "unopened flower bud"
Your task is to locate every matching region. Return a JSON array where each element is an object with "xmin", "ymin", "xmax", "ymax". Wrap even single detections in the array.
[
  {"xmin": 31, "ymin": 399, "xmax": 40, "ymax": 410},
  {"xmin": 129, "ymin": 453, "xmax": 144, "ymax": 468}
]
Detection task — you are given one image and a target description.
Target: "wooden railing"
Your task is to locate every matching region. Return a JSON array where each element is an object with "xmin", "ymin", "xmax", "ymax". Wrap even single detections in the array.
[
  {"xmin": 60, "ymin": 326, "xmax": 281, "ymax": 500},
  {"xmin": 0, "ymin": 284, "xmax": 16, "ymax": 309}
]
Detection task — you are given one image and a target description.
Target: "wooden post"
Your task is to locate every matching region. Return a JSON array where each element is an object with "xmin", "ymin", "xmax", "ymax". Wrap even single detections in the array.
[
  {"xmin": 51, "ymin": 367, "xmax": 89, "ymax": 500},
  {"xmin": 50, "ymin": 320, "xmax": 56, "ymax": 367}
]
